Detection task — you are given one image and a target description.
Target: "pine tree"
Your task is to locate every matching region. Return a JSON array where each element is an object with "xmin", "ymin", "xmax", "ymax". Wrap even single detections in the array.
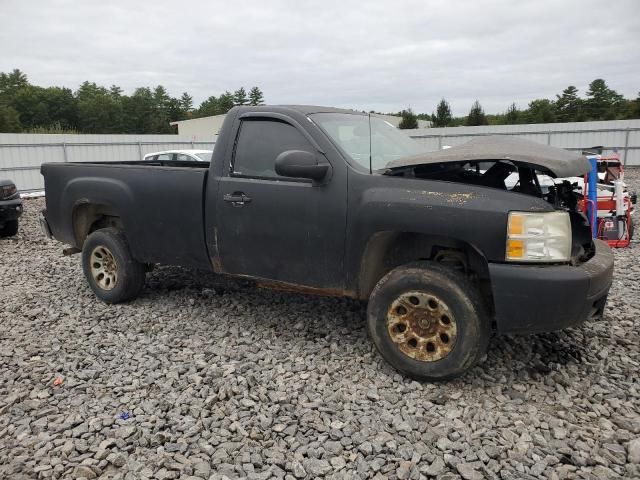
[
  {"xmin": 398, "ymin": 108, "xmax": 418, "ymax": 129},
  {"xmin": 179, "ymin": 92, "xmax": 193, "ymax": 112},
  {"xmin": 196, "ymin": 96, "xmax": 219, "ymax": 117},
  {"xmin": 431, "ymin": 98, "xmax": 452, "ymax": 127},
  {"xmin": 585, "ymin": 79, "xmax": 625, "ymax": 120},
  {"xmin": 504, "ymin": 102, "xmax": 520, "ymax": 124},
  {"xmin": 555, "ymin": 86, "xmax": 582, "ymax": 122},
  {"xmin": 109, "ymin": 85, "xmax": 123, "ymax": 98},
  {"xmin": 218, "ymin": 91, "xmax": 235, "ymax": 113},
  {"xmin": 0, "ymin": 69, "xmax": 29, "ymax": 98},
  {"xmin": 249, "ymin": 87, "xmax": 264, "ymax": 106},
  {"xmin": 466, "ymin": 100, "xmax": 487, "ymax": 126},
  {"xmin": 233, "ymin": 87, "xmax": 248, "ymax": 106}
]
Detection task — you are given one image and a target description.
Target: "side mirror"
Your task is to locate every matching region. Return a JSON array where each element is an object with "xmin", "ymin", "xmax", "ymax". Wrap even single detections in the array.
[{"xmin": 275, "ymin": 150, "xmax": 329, "ymax": 181}]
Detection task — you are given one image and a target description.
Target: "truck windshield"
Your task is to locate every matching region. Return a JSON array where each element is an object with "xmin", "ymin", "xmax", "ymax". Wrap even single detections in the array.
[{"xmin": 310, "ymin": 113, "xmax": 425, "ymax": 172}]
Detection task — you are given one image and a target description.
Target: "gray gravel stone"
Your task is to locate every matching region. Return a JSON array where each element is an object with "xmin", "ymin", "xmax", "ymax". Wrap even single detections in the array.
[
  {"xmin": 629, "ymin": 437, "xmax": 640, "ymax": 464},
  {"xmin": 2, "ymin": 176, "xmax": 640, "ymax": 478}
]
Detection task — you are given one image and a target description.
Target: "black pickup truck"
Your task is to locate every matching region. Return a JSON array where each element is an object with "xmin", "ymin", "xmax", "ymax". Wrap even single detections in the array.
[{"xmin": 40, "ymin": 105, "xmax": 614, "ymax": 380}]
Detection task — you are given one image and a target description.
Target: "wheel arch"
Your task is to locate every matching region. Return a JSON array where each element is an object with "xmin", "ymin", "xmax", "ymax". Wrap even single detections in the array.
[
  {"xmin": 72, "ymin": 202, "xmax": 123, "ymax": 248},
  {"xmin": 357, "ymin": 231, "xmax": 493, "ymax": 313}
]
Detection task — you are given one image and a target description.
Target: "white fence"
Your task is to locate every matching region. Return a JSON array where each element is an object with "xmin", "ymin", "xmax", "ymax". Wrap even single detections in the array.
[
  {"xmin": 0, "ymin": 133, "xmax": 216, "ymax": 192},
  {"xmin": 408, "ymin": 119, "xmax": 640, "ymax": 166},
  {"xmin": 2, "ymin": 119, "xmax": 640, "ymax": 193}
]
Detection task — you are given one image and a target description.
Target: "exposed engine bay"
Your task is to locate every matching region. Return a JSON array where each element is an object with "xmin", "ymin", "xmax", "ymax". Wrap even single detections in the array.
[
  {"xmin": 387, "ymin": 160, "xmax": 583, "ymax": 209},
  {"xmin": 385, "ymin": 160, "xmax": 595, "ymax": 262}
]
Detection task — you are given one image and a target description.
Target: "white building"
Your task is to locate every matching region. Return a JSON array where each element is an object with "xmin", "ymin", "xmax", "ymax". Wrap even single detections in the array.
[
  {"xmin": 170, "ymin": 115, "xmax": 227, "ymax": 139},
  {"xmin": 170, "ymin": 112, "xmax": 430, "ymax": 137}
]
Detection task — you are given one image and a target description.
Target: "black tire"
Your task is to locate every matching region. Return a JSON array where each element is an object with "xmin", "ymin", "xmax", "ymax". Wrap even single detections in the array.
[
  {"xmin": 81, "ymin": 228, "xmax": 146, "ymax": 303},
  {"xmin": 0, "ymin": 220, "xmax": 18, "ymax": 238},
  {"xmin": 367, "ymin": 261, "xmax": 490, "ymax": 381}
]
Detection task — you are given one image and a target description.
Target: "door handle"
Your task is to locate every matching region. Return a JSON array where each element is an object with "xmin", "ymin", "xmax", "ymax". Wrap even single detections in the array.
[{"xmin": 223, "ymin": 192, "xmax": 252, "ymax": 206}]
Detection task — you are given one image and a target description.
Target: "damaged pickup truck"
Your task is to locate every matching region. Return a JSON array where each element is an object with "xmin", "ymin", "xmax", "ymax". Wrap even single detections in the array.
[{"xmin": 40, "ymin": 106, "xmax": 614, "ymax": 380}]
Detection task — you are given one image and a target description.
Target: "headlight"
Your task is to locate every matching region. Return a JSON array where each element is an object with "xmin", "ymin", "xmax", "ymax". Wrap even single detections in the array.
[
  {"xmin": 0, "ymin": 184, "xmax": 18, "ymax": 200},
  {"xmin": 506, "ymin": 211, "xmax": 571, "ymax": 262}
]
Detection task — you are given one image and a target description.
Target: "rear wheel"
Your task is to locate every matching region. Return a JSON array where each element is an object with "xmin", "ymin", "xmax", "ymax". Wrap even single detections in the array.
[
  {"xmin": 82, "ymin": 228, "xmax": 146, "ymax": 303},
  {"xmin": 367, "ymin": 261, "xmax": 490, "ymax": 381},
  {"xmin": 0, "ymin": 220, "xmax": 18, "ymax": 238}
]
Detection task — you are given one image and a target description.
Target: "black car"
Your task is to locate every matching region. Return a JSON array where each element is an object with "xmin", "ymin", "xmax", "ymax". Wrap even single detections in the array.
[{"xmin": 0, "ymin": 179, "xmax": 23, "ymax": 237}]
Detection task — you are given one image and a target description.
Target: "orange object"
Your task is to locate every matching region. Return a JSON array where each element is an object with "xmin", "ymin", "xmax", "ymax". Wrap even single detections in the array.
[
  {"xmin": 506, "ymin": 239, "xmax": 524, "ymax": 259},
  {"xmin": 53, "ymin": 377, "xmax": 63, "ymax": 386}
]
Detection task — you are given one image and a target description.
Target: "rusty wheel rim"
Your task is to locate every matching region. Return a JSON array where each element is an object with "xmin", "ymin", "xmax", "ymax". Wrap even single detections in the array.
[
  {"xmin": 386, "ymin": 291, "xmax": 457, "ymax": 362},
  {"xmin": 90, "ymin": 246, "xmax": 118, "ymax": 291}
]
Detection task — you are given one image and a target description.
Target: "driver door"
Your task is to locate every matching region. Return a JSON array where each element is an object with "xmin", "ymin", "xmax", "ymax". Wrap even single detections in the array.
[{"xmin": 215, "ymin": 117, "xmax": 348, "ymax": 289}]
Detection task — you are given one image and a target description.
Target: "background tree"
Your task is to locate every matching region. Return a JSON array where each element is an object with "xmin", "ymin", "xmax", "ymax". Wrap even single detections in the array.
[
  {"xmin": 217, "ymin": 91, "xmax": 235, "ymax": 113},
  {"xmin": 78, "ymin": 94, "xmax": 122, "ymax": 133},
  {"xmin": 525, "ymin": 99, "xmax": 556, "ymax": 123},
  {"xmin": 179, "ymin": 92, "xmax": 193, "ymax": 113},
  {"xmin": 0, "ymin": 69, "xmax": 29, "ymax": 100},
  {"xmin": 120, "ymin": 87, "xmax": 155, "ymax": 133},
  {"xmin": 0, "ymin": 105, "xmax": 22, "ymax": 132},
  {"xmin": 398, "ymin": 108, "xmax": 418, "ymax": 129},
  {"xmin": 431, "ymin": 98, "xmax": 452, "ymax": 127},
  {"xmin": 196, "ymin": 96, "xmax": 220, "ymax": 117},
  {"xmin": 585, "ymin": 79, "xmax": 625, "ymax": 120},
  {"xmin": 466, "ymin": 100, "xmax": 487, "ymax": 126},
  {"xmin": 503, "ymin": 102, "xmax": 521, "ymax": 124},
  {"xmin": 555, "ymin": 86, "xmax": 582, "ymax": 122},
  {"xmin": 249, "ymin": 87, "xmax": 264, "ymax": 106},
  {"xmin": 109, "ymin": 85, "xmax": 123, "ymax": 98},
  {"xmin": 10, "ymin": 86, "xmax": 53, "ymax": 129},
  {"xmin": 233, "ymin": 87, "xmax": 248, "ymax": 106},
  {"xmin": 625, "ymin": 91, "xmax": 640, "ymax": 119}
]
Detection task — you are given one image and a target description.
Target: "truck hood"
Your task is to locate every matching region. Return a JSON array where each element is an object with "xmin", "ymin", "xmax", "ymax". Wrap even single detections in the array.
[{"xmin": 386, "ymin": 135, "xmax": 591, "ymax": 178}]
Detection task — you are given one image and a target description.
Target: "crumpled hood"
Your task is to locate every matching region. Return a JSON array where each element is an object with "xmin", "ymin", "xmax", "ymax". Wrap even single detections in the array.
[{"xmin": 386, "ymin": 135, "xmax": 592, "ymax": 178}]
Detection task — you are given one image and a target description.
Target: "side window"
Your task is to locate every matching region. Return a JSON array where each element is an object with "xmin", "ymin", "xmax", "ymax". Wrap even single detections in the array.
[
  {"xmin": 233, "ymin": 119, "xmax": 313, "ymax": 178},
  {"xmin": 157, "ymin": 153, "xmax": 173, "ymax": 161},
  {"xmin": 176, "ymin": 153, "xmax": 190, "ymax": 161}
]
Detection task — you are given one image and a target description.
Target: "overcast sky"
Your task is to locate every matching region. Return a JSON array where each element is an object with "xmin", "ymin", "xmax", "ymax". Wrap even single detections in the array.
[{"xmin": 2, "ymin": 0, "xmax": 639, "ymax": 116}]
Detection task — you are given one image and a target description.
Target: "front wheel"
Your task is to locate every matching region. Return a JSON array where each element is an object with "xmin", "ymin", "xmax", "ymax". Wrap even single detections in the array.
[
  {"xmin": 81, "ymin": 228, "xmax": 146, "ymax": 303},
  {"xmin": 367, "ymin": 261, "xmax": 490, "ymax": 381}
]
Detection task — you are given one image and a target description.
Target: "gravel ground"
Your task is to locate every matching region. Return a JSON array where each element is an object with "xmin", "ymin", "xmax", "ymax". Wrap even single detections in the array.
[{"xmin": 1, "ymin": 172, "xmax": 640, "ymax": 480}]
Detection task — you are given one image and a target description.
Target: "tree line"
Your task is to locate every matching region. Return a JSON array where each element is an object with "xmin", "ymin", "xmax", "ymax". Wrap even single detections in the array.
[
  {"xmin": 1, "ymin": 69, "xmax": 638, "ymax": 133},
  {"xmin": 0, "ymin": 69, "xmax": 265, "ymax": 134},
  {"xmin": 397, "ymin": 79, "xmax": 640, "ymax": 129}
]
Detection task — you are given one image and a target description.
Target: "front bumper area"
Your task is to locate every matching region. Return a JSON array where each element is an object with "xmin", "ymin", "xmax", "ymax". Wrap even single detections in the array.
[
  {"xmin": 0, "ymin": 197, "xmax": 23, "ymax": 224},
  {"xmin": 489, "ymin": 239, "xmax": 614, "ymax": 334}
]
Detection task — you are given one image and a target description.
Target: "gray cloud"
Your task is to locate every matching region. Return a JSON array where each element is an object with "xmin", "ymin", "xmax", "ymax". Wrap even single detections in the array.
[{"xmin": 2, "ymin": 0, "xmax": 639, "ymax": 115}]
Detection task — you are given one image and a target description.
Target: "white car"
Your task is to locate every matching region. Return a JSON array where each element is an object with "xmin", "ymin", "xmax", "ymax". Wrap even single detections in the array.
[{"xmin": 143, "ymin": 150, "xmax": 213, "ymax": 162}]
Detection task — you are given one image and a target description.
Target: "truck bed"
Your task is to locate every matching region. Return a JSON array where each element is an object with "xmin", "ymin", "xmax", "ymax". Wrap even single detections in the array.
[{"xmin": 41, "ymin": 161, "xmax": 212, "ymax": 269}]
